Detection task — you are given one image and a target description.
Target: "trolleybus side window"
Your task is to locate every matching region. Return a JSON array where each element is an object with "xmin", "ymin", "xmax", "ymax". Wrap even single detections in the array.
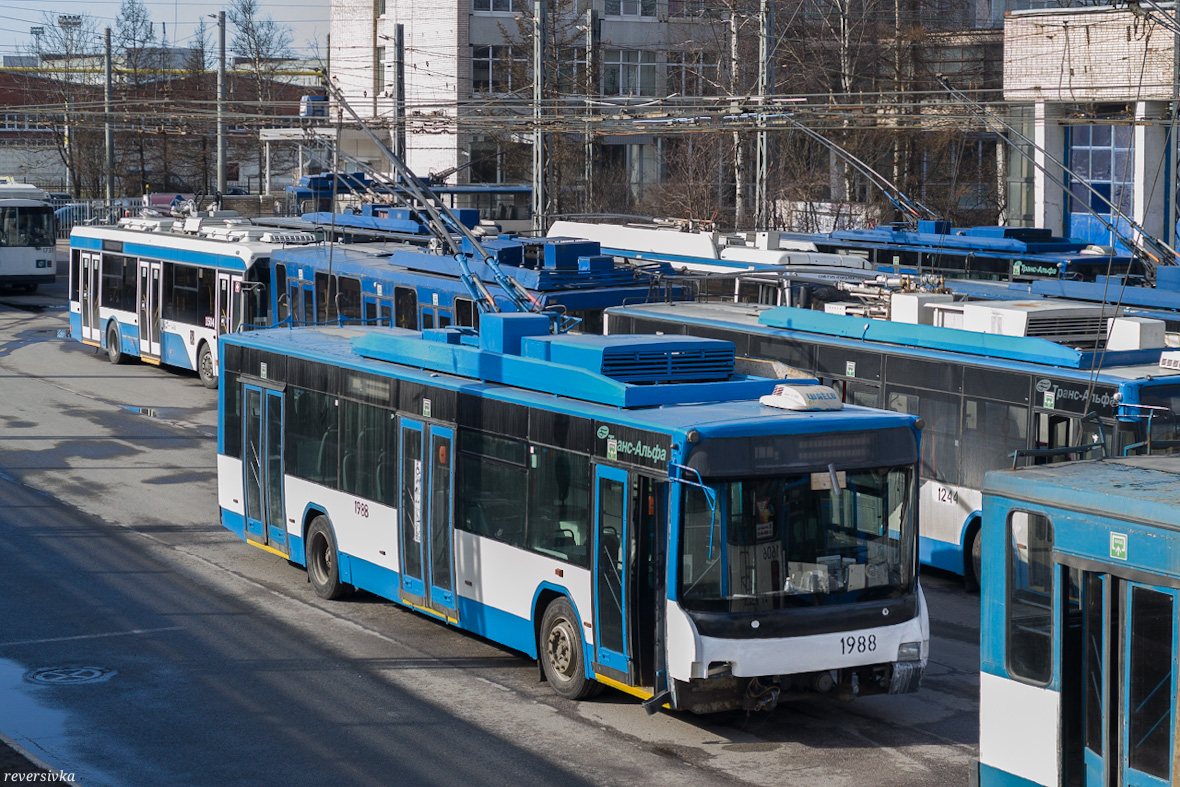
[
  {"xmin": 456, "ymin": 431, "xmax": 527, "ymax": 545},
  {"xmin": 338, "ymin": 276, "xmax": 362, "ymax": 323},
  {"xmin": 165, "ymin": 263, "xmax": 214, "ymax": 327},
  {"xmin": 395, "ymin": 286, "xmax": 418, "ymax": 330},
  {"xmin": 455, "ymin": 297, "xmax": 478, "ymax": 329},
  {"xmin": 1006, "ymin": 510, "xmax": 1053, "ymax": 684},
  {"xmin": 340, "ymin": 399, "xmax": 397, "ymax": 506},
  {"xmin": 274, "ymin": 264, "xmax": 288, "ymax": 323},
  {"xmin": 100, "ymin": 254, "xmax": 136, "ymax": 312},
  {"xmin": 286, "ymin": 386, "xmax": 339, "ymax": 487},
  {"xmin": 527, "ymin": 445, "xmax": 591, "ymax": 567},
  {"xmin": 315, "ymin": 271, "xmax": 336, "ymax": 324},
  {"xmin": 886, "ymin": 387, "xmax": 960, "ymax": 485},
  {"xmin": 961, "ymin": 399, "xmax": 1028, "ymax": 488}
]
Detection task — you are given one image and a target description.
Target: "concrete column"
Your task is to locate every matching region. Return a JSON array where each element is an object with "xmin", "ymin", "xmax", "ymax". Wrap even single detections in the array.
[
  {"xmin": 1133, "ymin": 101, "xmax": 1167, "ymax": 246},
  {"xmin": 1033, "ymin": 101, "xmax": 1065, "ymax": 234}
]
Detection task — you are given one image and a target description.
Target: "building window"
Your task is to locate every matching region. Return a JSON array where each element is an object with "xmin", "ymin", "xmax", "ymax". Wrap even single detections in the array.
[
  {"xmin": 472, "ymin": 45, "xmax": 527, "ymax": 93},
  {"xmin": 556, "ymin": 47, "xmax": 587, "ymax": 94},
  {"xmin": 605, "ymin": 0, "xmax": 655, "ymax": 16},
  {"xmin": 667, "ymin": 51, "xmax": 719, "ymax": 96},
  {"xmin": 473, "ymin": 0, "xmax": 521, "ymax": 12},
  {"xmin": 1067, "ymin": 123, "xmax": 1134, "ymax": 247},
  {"xmin": 603, "ymin": 49, "xmax": 657, "ymax": 96},
  {"xmin": 668, "ymin": 0, "xmax": 708, "ymax": 16}
]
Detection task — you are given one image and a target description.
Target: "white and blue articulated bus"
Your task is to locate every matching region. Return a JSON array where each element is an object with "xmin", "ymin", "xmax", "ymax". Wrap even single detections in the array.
[
  {"xmin": 69, "ymin": 217, "xmax": 319, "ymax": 387},
  {"xmin": 216, "ymin": 314, "xmax": 928, "ymax": 712},
  {"xmin": 978, "ymin": 455, "xmax": 1180, "ymax": 786}
]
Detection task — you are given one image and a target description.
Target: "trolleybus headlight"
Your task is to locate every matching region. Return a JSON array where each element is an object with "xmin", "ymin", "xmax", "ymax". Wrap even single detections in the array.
[{"xmin": 897, "ymin": 641, "xmax": 922, "ymax": 662}]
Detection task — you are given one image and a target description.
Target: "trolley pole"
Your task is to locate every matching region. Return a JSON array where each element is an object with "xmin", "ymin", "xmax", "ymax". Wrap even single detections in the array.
[
  {"xmin": 105, "ymin": 28, "xmax": 114, "ymax": 201},
  {"xmin": 217, "ymin": 11, "xmax": 227, "ymax": 196}
]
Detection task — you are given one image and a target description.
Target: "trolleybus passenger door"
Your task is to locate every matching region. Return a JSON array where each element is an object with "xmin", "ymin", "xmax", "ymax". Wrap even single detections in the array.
[
  {"xmin": 242, "ymin": 386, "xmax": 288, "ymax": 555},
  {"xmin": 1066, "ymin": 571, "xmax": 1177, "ymax": 787},
  {"xmin": 79, "ymin": 252, "xmax": 102, "ymax": 344},
  {"xmin": 216, "ymin": 273, "xmax": 237, "ymax": 335},
  {"xmin": 593, "ymin": 465, "xmax": 631, "ymax": 678},
  {"xmin": 289, "ymin": 277, "xmax": 314, "ymax": 326},
  {"xmin": 398, "ymin": 419, "xmax": 458, "ymax": 619},
  {"xmin": 137, "ymin": 260, "xmax": 162, "ymax": 359}
]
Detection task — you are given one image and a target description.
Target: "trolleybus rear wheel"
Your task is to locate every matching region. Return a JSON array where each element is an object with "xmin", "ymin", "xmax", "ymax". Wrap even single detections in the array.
[
  {"xmin": 197, "ymin": 343, "xmax": 218, "ymax": 389},
  {"xmin": 970, "ymin": 527, "xmax": 983, "ymax": 592},
  {"xmin": 540, "ymin": 598, "xmax": 600, "ymax": 700},
  {"xmin": 306, "ymin": 516, "xmax": 353, "ymax": 600},
  {"xmin": 107, "ymin": 323, "xmax": 125, "ymax": 365}
]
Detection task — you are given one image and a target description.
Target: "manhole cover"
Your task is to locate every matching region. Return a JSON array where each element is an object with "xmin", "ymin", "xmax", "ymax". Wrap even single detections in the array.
[{"xmin": 25, "ymin": 666, "xmax": 116, "ymax": 685}]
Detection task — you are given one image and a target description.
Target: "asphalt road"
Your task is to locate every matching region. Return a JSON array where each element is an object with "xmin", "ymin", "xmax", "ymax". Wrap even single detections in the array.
[{"xmin": 0, "ymin": 276, "xmax": 980, "ymax": 786}]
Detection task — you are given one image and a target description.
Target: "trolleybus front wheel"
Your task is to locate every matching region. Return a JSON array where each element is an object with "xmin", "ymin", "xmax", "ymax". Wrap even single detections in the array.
[
  {"xmin": 197, "ymin": 343, "xmax": 218, "ymax": 389},
  {"xmin": 306, "ymin": 516, "xmax": 354, "ymax": 600},
  {"xmin": 540, "ymin": 598, "xmax": 601, "ymax": 700},
  {"xmin": 107, "ymin": 323, "xmax": 126, "ymax": 365}
]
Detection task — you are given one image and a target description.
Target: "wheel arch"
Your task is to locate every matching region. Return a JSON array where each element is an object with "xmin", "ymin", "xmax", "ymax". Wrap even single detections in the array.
[
  {"xmin": 531, "ymin": 583, "xmax": 591, "ymax": 679},
  {"xmin": 297, "ymin": 503, "xmax": 332, "ymax": 566}
]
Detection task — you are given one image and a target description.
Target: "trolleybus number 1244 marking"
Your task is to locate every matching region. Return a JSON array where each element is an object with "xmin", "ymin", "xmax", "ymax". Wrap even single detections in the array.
[
  {"xmin": 936, "ymin": 486, "xmax": 958, "ymax": 504},
  {"xmin": 840, "ymin": 635, "xmax": 877, "ymax": 655}
]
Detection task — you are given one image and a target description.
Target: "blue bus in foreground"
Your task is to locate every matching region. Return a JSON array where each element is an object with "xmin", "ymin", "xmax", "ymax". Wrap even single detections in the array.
[
  {"xmin": 605, "ymin": 298, "xmax": 1180, "ymax": 586},
  {"xmin": 216, "ymin": 314, "xmax": 927, "ymax": 712},
  {"xmin": 978, "ymin": 455, "xmax": 1180, "ymax": 786}
]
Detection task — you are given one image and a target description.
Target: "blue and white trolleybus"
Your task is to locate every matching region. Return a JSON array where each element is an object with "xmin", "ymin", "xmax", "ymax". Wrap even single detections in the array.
[{"xmin": 216, "ymin": 314, "xmax": 928, "ymax": 711}]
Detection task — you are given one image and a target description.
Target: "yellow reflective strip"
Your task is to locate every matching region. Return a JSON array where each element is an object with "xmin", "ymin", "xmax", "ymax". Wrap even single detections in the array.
[
  {"xmin": 400, "ymin": 598, "xmax": 459, "ymax": 625},
  {"xmin": 593, "ymin": 673, "xmax": 654, "ymax": 701},
  {"xmin": 81, "ymin": 340, "xmax": 100, "ymax": 347},
  {"xmin": 246, "ymin": 539, "xmax": 289, "ymax": 558},
  {"xmin": 141, "ymin": 356, "xmax": 161, "ymax": 366}
]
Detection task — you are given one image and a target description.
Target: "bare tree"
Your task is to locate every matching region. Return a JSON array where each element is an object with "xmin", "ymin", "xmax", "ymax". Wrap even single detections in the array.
[
  {"xmin": 115, "ymin": 0, "xmax": 159, "ymax": 195},
  {"xmin": 23, "ymin": 14, "xmax": 104, "ymax": 197},
  {"xmin": 228, "ymin": 0, "xmax": 295, "ymax": 191}
]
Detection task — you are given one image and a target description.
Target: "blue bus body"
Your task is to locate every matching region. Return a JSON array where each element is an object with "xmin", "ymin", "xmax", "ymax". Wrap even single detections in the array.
[
  {"xmin": 604, "ymin": 299, "xmax": 1180, "ymax": 585},
  {"xmin": 68, "ymin": 219, "xmax": 319, "ymax": 387},
  {"xmin": 216, "ymin": 315, "xmax": 928, "ymax": 712},
  {"xmin": 979, "ymin": 456, "xmax": 1180, "ymax": 786},
  {"xmin": 808, "ymin": 220, "xmax": 1145, "ymax": 282},
  {"xmin": 271, "ymin": 235, "xmax": 690, "ymax": 334}
]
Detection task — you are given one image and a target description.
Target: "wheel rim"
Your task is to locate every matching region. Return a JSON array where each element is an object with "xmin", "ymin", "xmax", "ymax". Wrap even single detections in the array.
[
  {"xmin": 546, "ymin": 617, "xmax": 576, "ymax": 681},
  {"xmin": 200, "ymin": 349, "xmax": 214, "ymax": 380},
  {"xmin": 310, "ymin": 534, "xmax": 331, "ymax": 585},
  {"xmin": 108, "ymin": 329, "xmax": 118, "ymax": 360}
]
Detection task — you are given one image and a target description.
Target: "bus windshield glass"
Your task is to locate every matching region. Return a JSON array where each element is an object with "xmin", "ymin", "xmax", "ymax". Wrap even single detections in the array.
[
  {"xmin": 0, "ymin": 204, "xmax": 54, "ymax": 248},
  {"xmin": 679, "ymin": 465, "xmax": 915, "ymax": 612},
  {"xmin": 1136, "ymin": 384, "xmax": 1180, "ymax": 448}
]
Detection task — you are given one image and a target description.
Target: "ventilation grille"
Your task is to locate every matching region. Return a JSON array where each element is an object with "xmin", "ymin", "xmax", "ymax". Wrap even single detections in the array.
[
  {"xmin": 1023, "ymin": 315, "xmax": 1109, "ymax": 348},
  {"xmin": 600, "ymin": 345, "xmax": 735, "ymax": 383}
]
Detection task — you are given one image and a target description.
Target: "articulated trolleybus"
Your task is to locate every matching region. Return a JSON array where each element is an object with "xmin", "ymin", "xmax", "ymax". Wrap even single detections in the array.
[
  {"xmin": 69, "ymin": 216, "xmax": 319, "ymax": 387},
  {"xmin": 217, "ymin": 313, "xmax": 928, "ymax": 712},
  {"xmin": 978, "ymin": 456, "xmax": 1180, "ymax": 786}
]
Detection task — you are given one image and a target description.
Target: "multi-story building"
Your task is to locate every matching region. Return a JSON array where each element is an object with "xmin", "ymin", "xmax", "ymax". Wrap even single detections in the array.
[{"xmin": 1004, "ymin": 4, "xmax": 1179, "ymax": 248}]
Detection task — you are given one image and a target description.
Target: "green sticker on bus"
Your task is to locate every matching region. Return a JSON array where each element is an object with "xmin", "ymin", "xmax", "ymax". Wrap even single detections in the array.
[{"xmin": 1110, "ymin": 532, "xmax": 1127, "ymax": 561}]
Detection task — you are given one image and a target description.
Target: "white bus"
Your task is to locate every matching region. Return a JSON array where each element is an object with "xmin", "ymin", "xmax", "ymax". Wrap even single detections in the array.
[
  {"xmin": 0, "ymin": 197, "xmax": 57, "ymax": 292},
  {"xmin": 69, "ymin": 216, "xmax": 319, "ymax": 387}
]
